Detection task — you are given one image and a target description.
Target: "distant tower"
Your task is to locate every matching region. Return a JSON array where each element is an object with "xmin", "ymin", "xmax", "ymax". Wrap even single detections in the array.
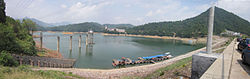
[
  {"xmin": 105, "ymin": 26, "xmax": 108, "ymax": 30},
  {"xmin": 86, "ymin": 29, "xmax": 94, "ymax": 45}
]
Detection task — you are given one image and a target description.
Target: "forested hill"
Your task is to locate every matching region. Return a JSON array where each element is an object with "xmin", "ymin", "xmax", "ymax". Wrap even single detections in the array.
[
  {"xmin": 47, "ymin": 23, "xmax": 134, "ymax": 32},
  {"xmin": 48, "ymin": 22, "xmax": 104, "ymax": 32},
  {"xmin": 103, "ymin": 24, "xmax": 134, "ymax": 29},
  {"xmin": 126, "ymin": 7, "xmax": 250, "ymax": 38}
]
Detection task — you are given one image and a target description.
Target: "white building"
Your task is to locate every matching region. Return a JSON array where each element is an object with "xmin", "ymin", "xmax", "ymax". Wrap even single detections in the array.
[{"xmin": 105, "ymin": 27, "xmax": 126, "ymax": 33}]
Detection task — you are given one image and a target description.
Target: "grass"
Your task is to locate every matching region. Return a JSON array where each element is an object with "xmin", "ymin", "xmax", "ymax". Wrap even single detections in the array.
[
  {"xmin": 215, "ymin": 48, "xmax": 225, "ymax": 53},
  {"xmin": 37, "ymin": 50, "xmax": 46, "ymax": 57},
  {"xmin": 121, "ymin": 57, "xmax": 192, "ymax": 79},
  {"xmin": 144, "ymin": 57, "xmax": 192, "ymax": 79},
  {"xmin": 0, "ymin": 65, "xmax": 84, "ymax": 79},
  {"xmin": 214, "ymin": 37, "xmax": 235, "ymax": 53}
]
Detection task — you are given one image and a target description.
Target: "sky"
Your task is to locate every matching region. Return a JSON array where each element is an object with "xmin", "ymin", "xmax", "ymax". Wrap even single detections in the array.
[{"xmin": 5, "ymin": 0, "xmax": 250, "ymax": 25}]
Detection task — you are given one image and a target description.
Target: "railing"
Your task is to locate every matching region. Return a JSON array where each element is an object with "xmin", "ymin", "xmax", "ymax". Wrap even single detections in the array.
[{"xmin": 12, "ymin": 54, "xmax": 76, "ymax": 68}]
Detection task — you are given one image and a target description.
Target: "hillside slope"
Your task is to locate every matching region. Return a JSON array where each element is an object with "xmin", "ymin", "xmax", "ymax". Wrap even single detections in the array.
[
  {"xmin": 48, "ymin": 22, "xmax": 104, "ymax": 32},
  {"xmin": 103, "ymin": 24, "xmax": 134, "ymax": 29},
  {"xmin": 126, "ymin": 7, "xmax": 250, "ymax": 38}
]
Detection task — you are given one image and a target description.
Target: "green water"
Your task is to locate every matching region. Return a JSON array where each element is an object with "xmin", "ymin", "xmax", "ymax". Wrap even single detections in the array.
[{"xmin": 34, "ymin": 32, "xmax": 204, "ymax": 69}]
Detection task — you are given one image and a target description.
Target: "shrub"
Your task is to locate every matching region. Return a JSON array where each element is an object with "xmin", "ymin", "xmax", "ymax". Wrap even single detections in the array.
[{"xmin": 0, "ymin": 51, "xmax": 18, "ymax": 67}]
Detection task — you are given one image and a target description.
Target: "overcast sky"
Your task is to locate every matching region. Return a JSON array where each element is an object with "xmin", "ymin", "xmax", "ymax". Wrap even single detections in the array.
[{"xmin": 5, "ymin": 0, "xmax": 250, "ymax": 25}]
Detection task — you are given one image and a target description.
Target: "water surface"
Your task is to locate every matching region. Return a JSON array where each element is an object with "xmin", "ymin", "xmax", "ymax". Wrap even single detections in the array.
[{"xmin": 34, "ymin": 32, "xmax": 204, "ymax": 69}]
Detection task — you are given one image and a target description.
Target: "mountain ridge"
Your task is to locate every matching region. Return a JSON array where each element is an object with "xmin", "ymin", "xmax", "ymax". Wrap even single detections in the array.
[{"xmin": 126, "ymin": 6, "xmax": 250, "ymax": 37}]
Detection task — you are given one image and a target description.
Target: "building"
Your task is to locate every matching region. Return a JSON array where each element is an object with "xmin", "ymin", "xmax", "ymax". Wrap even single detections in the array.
[
  {"xmin": 220, "ymin": 29, "xmax": 241, "ymax": 36},
  {"xmin": 105, "ymin": 26, "xmax": 126, "ymax": 33}
]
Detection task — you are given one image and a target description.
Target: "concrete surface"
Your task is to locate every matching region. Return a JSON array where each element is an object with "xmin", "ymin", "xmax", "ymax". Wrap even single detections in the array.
[
  {"xmin": 201, "ymin": 39, "xmax": 250, "ymax": 79},
  {"xmin": 229, "ymin": 44, "xmax": 250, "ymax": 79},
  {"xmin": 191, "ymin": 53, "xmax": 219, "ymax": 79}
]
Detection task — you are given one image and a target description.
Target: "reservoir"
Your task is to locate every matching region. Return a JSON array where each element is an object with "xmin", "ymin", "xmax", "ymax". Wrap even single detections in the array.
[{"xmin": 34, "ymin": 32, "xmax": 204, "ymax": 69}]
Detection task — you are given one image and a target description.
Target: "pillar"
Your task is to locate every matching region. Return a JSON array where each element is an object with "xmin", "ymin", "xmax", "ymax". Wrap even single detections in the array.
[
  {"xmin": 29, "ymin": 59, "xmax": 33, "ymax": 66},
  {"xmin": 38, "ymin": 60, "xmax": 40, "ymax": 67},
  {"xmin": 57, "ymin": 36, "xmax": 60, "ymax": 52},
  {"xmin": 206, "ymin": 6, "xmax": 214, "ymax": 53},
  {"xmin": 70, "ymin": 36, "xmax": 72, "ymax": 51},
  {"xmin": 19, "ymin": 58, "xmax": 23, "ymax": 65},
  {"xmin": 40, "ymin": 32, "xmax": 43, "ymax": 50},
  {"xmin": 79, "ymin": 35, "xmax": 81, "ymax": 48},
  {"xmin": 86, "ymin": 35, "xmax": 88, "ymax": 45}
]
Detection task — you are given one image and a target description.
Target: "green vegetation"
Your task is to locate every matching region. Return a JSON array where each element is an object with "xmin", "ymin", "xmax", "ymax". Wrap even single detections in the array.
[
  {"xmin": 103, "ymin": 24, "xmax": 134, "ymax": 29},
  {"xmin": 121, "ymin": 57, "xmax": 192, "ymax": 79},
  {"xmin": 0, "ymin": 65, "xmax": 84, "ymax": 79},
  {"xmin": 37, "ymin": 7, "xmax": 250, "ymax": 38},
  {"xmin": 0, "ymin": 0, "xmax": 6, "ymax": 23},
  {"xmin": 0, "ymin": 0, "xmax": 37, "ymax": 66},
  {"xmin": 0, "ymin": 51, "xmax": 18, "ymax": 67},
  {"xmin": 43, "ymin": 23, "xmax": 134, "ymax": 32},
  {"xmin": 145, "ymin": 57, "xmax": 192, "ymax": 79},
  {"xmin": 0, "ymin": 16, "xmax": 37, "ymax": 55},
  {"xmin": 48, "ymin": 22, "xmax": 104, "ymax": 32},
  {"xmin": 126, "ymin": 7, "xmax": 250, "ymax": 38}
]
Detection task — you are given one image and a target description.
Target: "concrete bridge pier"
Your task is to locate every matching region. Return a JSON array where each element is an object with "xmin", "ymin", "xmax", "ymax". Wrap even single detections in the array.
[
  {"xmin": 40, "ymin": 32, "xmax": 43, "ymax": 50},
  {"xmin": 70, "ymin": 36, "xmax": 72, "ymax": 51},
  {"xmin": 86, "ymin": 34, "xmax": 88, "ymax": 45},
  {"xmin": 79, "ymin": 35, "xmax": 81, "ymax": 48},
  {"xmin": 57, "ymin": 36, "xmax": 60, "ymax": 52}
]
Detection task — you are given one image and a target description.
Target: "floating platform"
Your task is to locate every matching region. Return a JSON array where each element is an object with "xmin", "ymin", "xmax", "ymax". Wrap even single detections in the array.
[{"xmin": 112, "ymin": 52, "xmax": 173, "ymax": 67}]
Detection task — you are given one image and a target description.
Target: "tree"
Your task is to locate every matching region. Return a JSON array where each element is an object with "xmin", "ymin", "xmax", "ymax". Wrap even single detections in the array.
[
  {"xmin": 22, "ymin": 19, "xmax": 37, "ymax": 35},
  {"xmin": 126, "ymin": 7, "xmax": 250, "ymax": 38},
  {"xmin": 0, "ymin": 0, "xmax": 6, "ymax": 23}
]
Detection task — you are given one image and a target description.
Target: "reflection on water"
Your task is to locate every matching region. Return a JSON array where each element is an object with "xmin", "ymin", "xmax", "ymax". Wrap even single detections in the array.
[
  {"xmin": 86, "ymin": 44, "xmax": 93, "ymax": 56},
  {"xmin": 33, "ymin": 32, "xmax": 204, "ymax": 69},
  {"xmin": 78, "ymin": 47, "xmax": 82, "ymax": 59}
]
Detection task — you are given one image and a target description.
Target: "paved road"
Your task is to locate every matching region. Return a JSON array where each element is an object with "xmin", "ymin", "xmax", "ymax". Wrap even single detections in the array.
[
  {"xmin": 229, "ymin": 42, "xmax": 250, "ymax": 79},
  {"xmin": 201, "ymin": 39, "xmax": 250, "ymax": 79}
]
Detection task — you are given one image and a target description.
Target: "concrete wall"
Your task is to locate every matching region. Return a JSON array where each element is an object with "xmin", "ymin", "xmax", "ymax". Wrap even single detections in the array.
[
  {"xmin": 12, "ymin": 54, "xmax": 76, "ymax": 68},
  {"xmin": 191, "ymin": 53, "xmax": 219, "ymax": 79}
]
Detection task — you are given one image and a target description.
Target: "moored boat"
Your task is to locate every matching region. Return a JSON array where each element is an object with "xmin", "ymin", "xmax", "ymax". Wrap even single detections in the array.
[{"xmin": 112, "ymin": 52, "xmax": 173, "ymax": 67}]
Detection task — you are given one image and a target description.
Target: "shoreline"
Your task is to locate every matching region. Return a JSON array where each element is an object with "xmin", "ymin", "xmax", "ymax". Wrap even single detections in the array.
[
  {"xmin": 34, "ymin": 40, "xmax": 63, "ymax": 58},
  {"xmin": 33, "ymin": 31, "xmax": 207, "ymax": 44},
  {"xmin": 33, "ymin": 31, "xmax": 210, "ymax": 44},
  {"xmin": 101, "ymin": 33, "xmax": 208, "ymax": 44},
  {"xmin": 33, "ymin": 37, "xmax": 229, "ymax": 78}
]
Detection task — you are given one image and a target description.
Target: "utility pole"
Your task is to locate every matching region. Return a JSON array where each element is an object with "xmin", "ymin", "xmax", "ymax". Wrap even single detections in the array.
[{"xmin": 206, "ymin": 6, "xmax": 215, "ymax": 53}]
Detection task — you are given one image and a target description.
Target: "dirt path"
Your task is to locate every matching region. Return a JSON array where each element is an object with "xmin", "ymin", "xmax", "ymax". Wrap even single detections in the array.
[{"xmin": 33, "ymin": 37, "xmax": 228, "ymax": 79}]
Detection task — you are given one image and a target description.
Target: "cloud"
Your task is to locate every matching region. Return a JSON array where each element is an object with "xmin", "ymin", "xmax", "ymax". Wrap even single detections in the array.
[
  {"xmin": 61, "ymin": 4, "xmax": 67, "ymax": 8},
  {"xmin": 44, "ymin": 1, "xmax": 113, "ymax": 23},
  {"xmin": 145, "ymin": 11, "xmax": 153, "ymax": 17},
  {"xmin": 217, "ymin": 0, "xmax": 250, "ymax": 21},
  {"xmin": 5, "ymin": 0, "xmax": 250, "ymax": 25}
]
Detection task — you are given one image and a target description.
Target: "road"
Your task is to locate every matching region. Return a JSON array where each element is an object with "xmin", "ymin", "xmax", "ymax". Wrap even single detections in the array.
[
  {"xmin": 201, "ymin": 39, "xmax": 250, "ymax": 79},
  {"xmin": 229, "ymin": 42, "xmax": 250, "ymax": 79}
]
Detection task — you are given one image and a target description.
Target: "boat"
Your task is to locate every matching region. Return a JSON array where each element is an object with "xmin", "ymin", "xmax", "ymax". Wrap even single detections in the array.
[{"xmin": 112, "ymin": 52, "xmax": 173, "ymax": 67}]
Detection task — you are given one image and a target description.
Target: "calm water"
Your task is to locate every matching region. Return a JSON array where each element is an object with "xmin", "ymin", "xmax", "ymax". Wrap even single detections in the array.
[{"xmin": 34, "ymin": 32, "xmax": 204, "ymax": 69}]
